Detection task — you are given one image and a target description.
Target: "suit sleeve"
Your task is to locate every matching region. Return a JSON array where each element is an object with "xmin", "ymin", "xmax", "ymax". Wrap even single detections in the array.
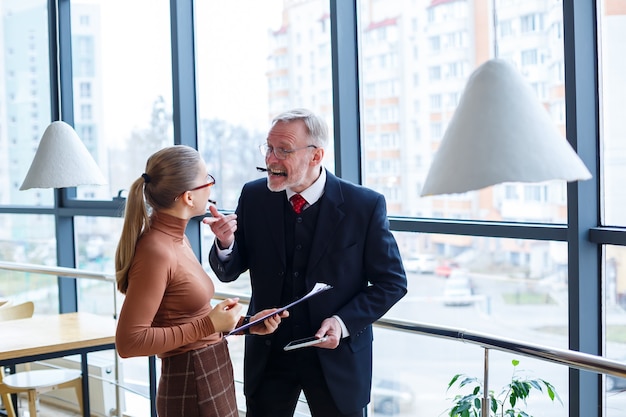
[
  {"xmin": 209, "ymin": 186, "xmax": 251, "ymax": 282},
  {"xmin": 334, "ymin": 193, "xmax": 408, "ymax": 338}
]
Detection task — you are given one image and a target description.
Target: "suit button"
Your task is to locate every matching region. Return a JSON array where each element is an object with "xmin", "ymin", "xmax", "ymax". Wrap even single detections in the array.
[
  {"xmin": 294, "ymin": 272, "xmax": 299, "ymax": 278},
  {"xmin": 296, "ymin": 244, "xmax": 302, "ymax": 250}
]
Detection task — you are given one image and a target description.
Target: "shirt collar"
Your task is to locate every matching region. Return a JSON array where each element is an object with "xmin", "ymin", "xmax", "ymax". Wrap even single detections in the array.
[{"xmin": 286, "ymin": 167, "xmax": 326, "ymax": 205}]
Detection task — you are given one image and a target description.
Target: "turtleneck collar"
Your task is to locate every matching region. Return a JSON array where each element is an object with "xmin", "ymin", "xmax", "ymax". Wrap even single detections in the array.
[{"xmin": 150, "ymin": 211, "xmax": 188, "ymax": 239}]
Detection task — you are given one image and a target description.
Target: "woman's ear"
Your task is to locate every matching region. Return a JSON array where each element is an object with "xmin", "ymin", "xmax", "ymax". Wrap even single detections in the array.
[
  {"xmin": 184, "ymin": 191, "xmax": 195, "ymax": 207},
  {"xmin": 176, "ymin": 191, "xmax": 193, "ymax": 207}
]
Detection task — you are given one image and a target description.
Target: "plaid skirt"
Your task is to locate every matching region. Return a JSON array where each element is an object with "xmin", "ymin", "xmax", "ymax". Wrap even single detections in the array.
[{"xmin": 157, "ymin": 338, "xmax": 238, "ymax": 417}]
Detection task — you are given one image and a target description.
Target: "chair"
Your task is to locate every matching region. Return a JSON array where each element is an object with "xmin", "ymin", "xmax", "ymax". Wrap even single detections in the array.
[
  {"xmin": 0, "ymin": 302, "xmax": 83, "ymax": 417},
  {"xmin": 0, "ymin": 301, "xmax": 33, "ymax": 321}
]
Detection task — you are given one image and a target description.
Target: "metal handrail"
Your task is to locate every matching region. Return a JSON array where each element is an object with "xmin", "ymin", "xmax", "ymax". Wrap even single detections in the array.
[
  {"xmin": 375, "ymin": 317, "xmax": 626, "ymax": 378},
  {"xmin": 0, "ymin": 261, "xmax": 115, "ymax": 283},
  {"xmin": 3, "ymin": 261, "xmax": 626, "ymax": 415}
]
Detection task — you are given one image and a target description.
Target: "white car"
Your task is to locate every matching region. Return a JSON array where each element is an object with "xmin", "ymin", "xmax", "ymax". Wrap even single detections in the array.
[
  {"xmin": 402, "ymin": 254, "xmax": 437, "ymax": 274},
  {"xmin": 443, "ymin": 272, "xmax": 474, "ymax": 306},
  {"xmin": 371, "ymin": 378, "xmax": 415, "ymax": 415}
]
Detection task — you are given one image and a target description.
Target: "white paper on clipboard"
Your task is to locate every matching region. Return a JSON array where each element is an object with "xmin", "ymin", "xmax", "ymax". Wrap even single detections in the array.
[{"xmin": 227, "ymin": 282, "xmax": 333, "ymax": 336}]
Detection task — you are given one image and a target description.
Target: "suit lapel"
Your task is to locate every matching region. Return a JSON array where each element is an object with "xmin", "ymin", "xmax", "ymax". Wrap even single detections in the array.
[
  {"xmin": 307, "ymin": 172, "xmax": 344, "ymax": 275},
  {"xmin": 265, "ymin": 189, "xmax": 287, "ymax": 267}
]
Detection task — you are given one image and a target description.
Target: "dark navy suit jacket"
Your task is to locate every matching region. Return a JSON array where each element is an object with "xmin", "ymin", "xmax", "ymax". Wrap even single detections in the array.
[{"xmin": 209, "ymin": 170, "xmax": 407, "ymax": 414}]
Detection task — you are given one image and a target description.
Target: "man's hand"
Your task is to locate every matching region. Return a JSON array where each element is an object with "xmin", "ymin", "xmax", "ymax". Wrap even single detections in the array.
[
  {"xmin": 202, "ymin": 205, "xmax": 237, "ymax": 248},
  {"xmin": 313, "ymin": 317, "xmax": 341, "ymax": 349}
]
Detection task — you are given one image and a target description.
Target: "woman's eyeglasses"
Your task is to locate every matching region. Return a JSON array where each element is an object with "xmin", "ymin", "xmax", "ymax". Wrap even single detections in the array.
[
  {"xmin": 189, "ymin": 174, "xmax": 216, "ymax": 191},
  {"xmin": 176, "ymin": 174, "xmax": 216, "ymax": 202}
]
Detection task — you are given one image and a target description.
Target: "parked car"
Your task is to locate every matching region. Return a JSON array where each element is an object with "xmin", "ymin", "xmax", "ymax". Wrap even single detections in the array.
[
  {"xmin": 606, "ymin": 373, "xmax": 626, "ymax": 391},
  {"xmin": 442, "ymin": 270, "xmax": 474, "ymax": 306},
  {"xmin": 402, "ymin": 254, "xmax": 437, "ymax": 274},
  {"xmin": 606, "ymin": 359, "xmax": 626, "ymax": 391},
  {"xmin": 371, "ymin": 378, "xmax": 414, "ymax": 415},
  {"xmin": 435, "ymin": 261, "xmax": 459, "ymax": 278}
]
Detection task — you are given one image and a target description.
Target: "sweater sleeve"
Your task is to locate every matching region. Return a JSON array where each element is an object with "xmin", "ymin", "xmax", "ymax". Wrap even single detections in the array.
[{"xmin": 115, "ymin": 242, "xmax": 216, "ymax": 358}]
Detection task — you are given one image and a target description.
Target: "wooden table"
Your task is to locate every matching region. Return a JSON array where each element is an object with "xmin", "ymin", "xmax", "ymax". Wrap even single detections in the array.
[{"xmin": 0, "ymin": 312, "xmax": 116, "ymax": 417}]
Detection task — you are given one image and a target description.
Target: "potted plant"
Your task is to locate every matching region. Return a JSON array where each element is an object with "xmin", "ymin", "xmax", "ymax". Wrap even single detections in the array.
[{"xmin": 446, "ymin": 359, "xmax": 562, "ymax": 417}]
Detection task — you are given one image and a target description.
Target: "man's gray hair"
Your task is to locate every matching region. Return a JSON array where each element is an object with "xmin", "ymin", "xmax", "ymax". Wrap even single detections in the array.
[{"xmin": 272, "ymin": 108, "xmax": 329, "ymax": 148}]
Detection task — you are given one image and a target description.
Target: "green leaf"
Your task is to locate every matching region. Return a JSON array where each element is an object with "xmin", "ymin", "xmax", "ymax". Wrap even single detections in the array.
[
  {"xmin": 543, "ymin": 380, "xmax": 563, "ymax": 404},
  {"xmin": 459, "ymin": 376, "xmax": 481, "ymax": 388},
  {"xmin": 490, "ymin": 397, "xmax": 498, "ymax": 413},
  {"xmin": 473, "ymin": 397, "xmax": 481, "ymax": 409},
  {"xmin": 448, "ymin": 374, "xmax": 462, "ymax": 389},
  {"xmin": 445, "ymin": 359, "xmax": 563, "ymax": 417},
  {"xmin": 510, "ymin": 380, "xmax": 531, "ymax": 399},
  {"xmin": 528, "ymin": 380, "xmax": 543, "ymax": 392}
]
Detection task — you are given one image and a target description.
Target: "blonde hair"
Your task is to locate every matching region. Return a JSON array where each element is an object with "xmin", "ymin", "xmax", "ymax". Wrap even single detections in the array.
[{"xmin": 115, "ymin": 145, "xmax": 203, "ymax": 293}]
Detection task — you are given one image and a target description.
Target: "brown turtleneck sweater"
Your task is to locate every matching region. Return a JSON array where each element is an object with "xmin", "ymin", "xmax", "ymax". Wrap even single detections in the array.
[{"xmin": 116, "ymin": 212, "xmax": 219, "ymax": 358}]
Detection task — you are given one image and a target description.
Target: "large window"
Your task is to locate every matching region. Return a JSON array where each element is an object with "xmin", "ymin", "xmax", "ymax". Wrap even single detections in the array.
[
  {"xmin": 194, "ymin": 0, "xmax": 282, "ymax": 210},
  {"xmin": 599, "ymin": 1, "xmax": 626, "ymax": 415},
  {"xmin": 194, "ymin": 0, "xmax": 334, "ymax": 210},
  {"xmin": 358, "ymin": 0, "xmax": 567, "ymax": 224},
  {"xmin": 0, "ymin": 214, "xmax": 58, "ymax": 313},
  {"xmin": 0, "ymin": 0, "xmax": 624, "ymax": 416},
  {"xmin": 2, "ymin": 0, "xmax": 53, "ymax": 207},
  {"xmin": 391, "ymin": 231, "xmax": 571, "ymax": 415},
  {"xmin": 600, "ymin": 0, "xmax": 626, "ymax": 227},
  {"xmin": 70, "ymin": 0, "xmax": 174, "ymax": 201}
]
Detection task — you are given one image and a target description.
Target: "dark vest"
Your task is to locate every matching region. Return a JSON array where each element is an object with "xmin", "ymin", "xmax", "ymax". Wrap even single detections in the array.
[{"xmin": 273, "ymin": 197, "xmax": 321, "ymax": 350}]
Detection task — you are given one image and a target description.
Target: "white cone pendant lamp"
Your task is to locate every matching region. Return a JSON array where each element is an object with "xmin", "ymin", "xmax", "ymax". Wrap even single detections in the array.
[
  {"xmin": 20, "ymin": 120, "xmax": 107, "ymax": 190},
  {"xmin": 420, "ymin": 59, "xmax": 591, "ymax": 197}
]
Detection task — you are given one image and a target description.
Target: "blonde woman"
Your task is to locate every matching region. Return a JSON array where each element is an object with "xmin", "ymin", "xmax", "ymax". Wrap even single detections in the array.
[{"xmin": 115, "ymin": 145, "xmax": 287, "ymax": 417}]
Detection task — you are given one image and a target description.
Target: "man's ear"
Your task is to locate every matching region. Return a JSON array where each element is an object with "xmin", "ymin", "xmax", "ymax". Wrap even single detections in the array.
[{"xmin": 311, "ymin": 148, "xmax": 324, "ymax": 165}]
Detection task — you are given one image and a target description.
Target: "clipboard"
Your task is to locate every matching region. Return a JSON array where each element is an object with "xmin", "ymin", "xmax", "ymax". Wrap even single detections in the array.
[{"xmin": 227, "ymin": 282, "xmax": 333, "ymax": 336}]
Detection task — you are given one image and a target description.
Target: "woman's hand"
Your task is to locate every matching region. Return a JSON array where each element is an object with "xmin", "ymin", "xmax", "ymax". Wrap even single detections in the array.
[
  {"xmin": 208, "ymin": 298, "xmax": 242, "ymax": 333},
  {"xmin": 249, "ymin": 308, "xmax": 289, "ymax": 335}
]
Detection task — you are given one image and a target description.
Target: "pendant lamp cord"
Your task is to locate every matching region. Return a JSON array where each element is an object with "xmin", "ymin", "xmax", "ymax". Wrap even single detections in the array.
[{"xmin": 52, "ymin": 0, "xmax": 62, "ymax": 121}]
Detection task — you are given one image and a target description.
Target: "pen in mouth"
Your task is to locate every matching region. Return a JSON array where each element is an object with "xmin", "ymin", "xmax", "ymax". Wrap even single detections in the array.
[{"xmin": 257, "ymin": 167, "xmax": 287, "ymax": 176}]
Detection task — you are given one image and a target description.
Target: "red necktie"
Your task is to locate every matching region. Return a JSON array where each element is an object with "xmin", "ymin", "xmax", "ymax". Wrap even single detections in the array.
[{"xmin": 290, "ymin": 194, "xmax": 307, "ymax": 214}]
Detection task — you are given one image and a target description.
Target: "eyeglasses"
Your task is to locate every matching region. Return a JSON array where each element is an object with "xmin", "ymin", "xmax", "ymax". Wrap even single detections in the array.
[
  {"xmin": 189, "ymin": 174, "xmax": 216, "ymax": 191},
  {"xmin": 259, "ymin": 143, "xmax": 318, "ymax": 160},
  {"xmin": 175, "ymin": 174, "xmax": 216, "ymax": 202}
]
